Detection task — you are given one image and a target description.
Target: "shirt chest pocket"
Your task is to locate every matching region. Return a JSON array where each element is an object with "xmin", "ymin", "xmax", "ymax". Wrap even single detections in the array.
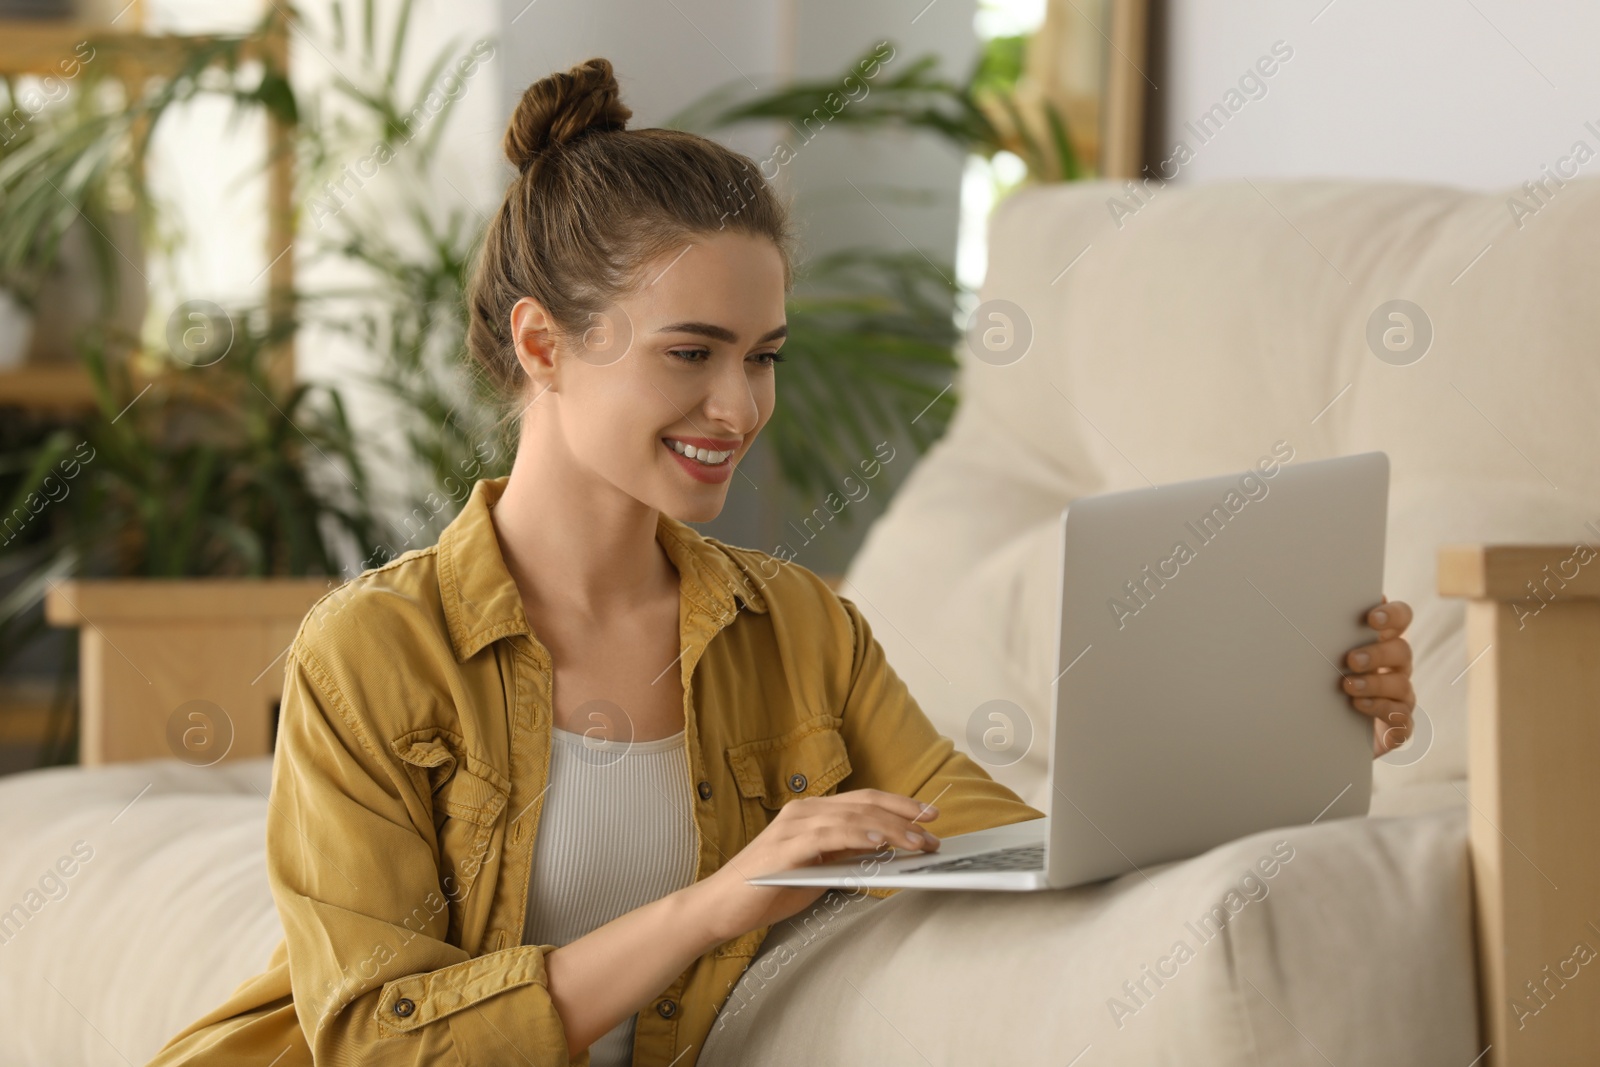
[
  {"xmin": 725, "ymin": 714, "xmax": 853, "ymax": 840},
  {"xmin": 391, "ymin": 731, "xmax": 509, "ymax": 934}
]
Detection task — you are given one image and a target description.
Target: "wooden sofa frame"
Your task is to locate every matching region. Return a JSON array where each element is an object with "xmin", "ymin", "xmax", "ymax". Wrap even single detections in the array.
[
  {"xmin": 1437, "ymin": 543, "xmax": 1600, "ymax": 1067},
  {"xmin": 39, "ymin": 544, "xmax": 1598, "ymax": 1065}
]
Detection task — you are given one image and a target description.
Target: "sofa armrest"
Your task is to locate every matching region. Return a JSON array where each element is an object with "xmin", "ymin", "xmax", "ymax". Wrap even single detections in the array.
[{"xmin": 1438, "ymin": 543, "xmax": 1600, "ymax": 1067}]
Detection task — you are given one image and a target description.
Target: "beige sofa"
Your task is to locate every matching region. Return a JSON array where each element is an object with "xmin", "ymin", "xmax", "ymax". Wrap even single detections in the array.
[
  {"xmin": 704, "ymin": 177, "xmax": 1600, "ymax": 1064},
  {"xmin": 3, "ymin": 178, "xmax": 1596, "ymax": 1066}
]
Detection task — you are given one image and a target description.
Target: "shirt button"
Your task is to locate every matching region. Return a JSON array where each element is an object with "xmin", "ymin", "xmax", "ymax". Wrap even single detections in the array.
[
  {"xmin": 393, "ymin": 997, "xmax": 416, "ymax": 1018},
  {"xmin": 697, "ymin": 780, "xmax": 712, "ymax": 801},
  {"xmin": 512, "ymin": 820, "xmax": 525, "ymax": 844},
  {"xmin": 656, "ymin": 998, "xmax": 678, "ymax": 1018},
  {"xmin": 788, "ymin": 772, "xmax": 807, "ymax": 793}
]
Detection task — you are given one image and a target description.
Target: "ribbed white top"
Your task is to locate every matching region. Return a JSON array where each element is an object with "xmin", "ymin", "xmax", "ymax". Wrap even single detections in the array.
[{"xmin": 523, "ymin": 725, "xmax": 699, "ymax": 1067}]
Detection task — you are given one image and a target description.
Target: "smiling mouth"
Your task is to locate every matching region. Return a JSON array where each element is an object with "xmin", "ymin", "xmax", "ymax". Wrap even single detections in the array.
[{"xmin": 663, "ymin": 437, "xmax": 736, "ymax": 466}]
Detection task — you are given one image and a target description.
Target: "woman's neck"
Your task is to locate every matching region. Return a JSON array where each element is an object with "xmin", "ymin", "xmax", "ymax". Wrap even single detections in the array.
[{"xmin": 489, "ymin": 430, "xmax": 678, "ymax": 623}]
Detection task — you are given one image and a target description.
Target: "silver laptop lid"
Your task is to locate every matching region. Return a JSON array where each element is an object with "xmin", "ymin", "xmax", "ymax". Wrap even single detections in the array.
[{"xmin": 1044, "ymin": 451, "xmax": 1388, "ymax": 886}]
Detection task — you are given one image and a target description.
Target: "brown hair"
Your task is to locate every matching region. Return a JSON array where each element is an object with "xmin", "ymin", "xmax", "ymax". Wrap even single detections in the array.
[{"xmin": 464, "ymin": 57, "xmax": 794, "ymax": 427}]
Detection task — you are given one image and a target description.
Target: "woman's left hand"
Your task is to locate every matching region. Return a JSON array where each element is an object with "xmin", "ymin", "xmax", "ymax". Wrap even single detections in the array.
[{"xmin": 1343, "ymin": 596, "xmax": 1417, "ymax": 758}]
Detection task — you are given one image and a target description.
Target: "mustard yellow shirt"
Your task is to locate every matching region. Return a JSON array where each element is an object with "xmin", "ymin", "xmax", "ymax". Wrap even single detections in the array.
[{"xmin": 148, "ymin": 474, "xmax": 1044, "ymax": 1067}]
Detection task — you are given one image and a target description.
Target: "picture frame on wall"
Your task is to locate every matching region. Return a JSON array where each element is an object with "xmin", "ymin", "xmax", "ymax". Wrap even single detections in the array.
[{"xmin": 991, "ymin": 0, "xmax": 1153, "ymax": 180}]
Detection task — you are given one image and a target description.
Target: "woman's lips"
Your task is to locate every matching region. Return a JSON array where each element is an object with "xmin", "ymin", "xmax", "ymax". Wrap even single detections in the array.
[{"xmin": 662, "ymin": 436, "xmax": 736, "ymax": 485}]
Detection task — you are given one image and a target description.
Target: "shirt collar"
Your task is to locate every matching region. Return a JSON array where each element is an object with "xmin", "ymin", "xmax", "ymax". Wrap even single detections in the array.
[{"xmin": 437, "ymin": 475, "xmax": 769, "ymax": 662}]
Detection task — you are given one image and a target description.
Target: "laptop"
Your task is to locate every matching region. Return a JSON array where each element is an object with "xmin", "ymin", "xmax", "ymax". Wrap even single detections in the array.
[{"xmin": 747, "ymin": 451, "xmax": 1389, "ymax": 892}]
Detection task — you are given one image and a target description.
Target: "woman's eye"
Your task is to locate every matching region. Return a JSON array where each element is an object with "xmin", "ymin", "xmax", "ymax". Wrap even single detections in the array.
[
  {"xmin": 669, "ymin": 348, "xmax": 711, "ymax": 363},
  {"xmin": 751, "ymin": 350, "xmax": 787, "ymax": 367}
]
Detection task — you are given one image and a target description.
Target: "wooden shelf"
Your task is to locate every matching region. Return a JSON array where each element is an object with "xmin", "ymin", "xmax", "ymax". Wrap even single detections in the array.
[
  {"xmin": 0, "ymin": 19, "xmax": 274, "ymax": 78},
  {"xmin": 0, "ymin": 364, "xmax": 99, "ymax": 411},
  {"xmin": 0, "ymin": 677, "xmax": 62, "ymax": 746},
  {"xmin": 0, "ymin": 19, "xmax": 127, "ymax": 75},
  {"xmin": 0, "ymin": 5, "xmax": 297, "ymax": 411},
  {"xmin": 0, "ymin": 358, "xmax": 295, "ymax": 415},
  {"xmin": 0, "ymin": 2, "xmax": 148, "ymax": 76}
]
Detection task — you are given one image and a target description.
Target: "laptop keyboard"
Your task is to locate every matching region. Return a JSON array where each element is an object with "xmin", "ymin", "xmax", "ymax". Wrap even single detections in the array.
[{"xmin": 899, "ymin": 842, "xmax": 1045, "ymax": 874}]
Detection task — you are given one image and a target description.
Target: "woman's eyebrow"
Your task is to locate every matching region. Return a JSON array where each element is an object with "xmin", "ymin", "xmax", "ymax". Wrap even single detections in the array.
[{"xmin": 656, "ymin": 322, "xmax": 788, "ymax": 344}]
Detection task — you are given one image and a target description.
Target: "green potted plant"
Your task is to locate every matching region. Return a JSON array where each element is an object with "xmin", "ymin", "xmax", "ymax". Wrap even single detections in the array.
[
  {"xmin": 0, "ymin": 12, "xmax": 357, "ymax": 764},
  {"xmin": 0, "ymin": 74, "xmax": 46, "ymax": 370}
]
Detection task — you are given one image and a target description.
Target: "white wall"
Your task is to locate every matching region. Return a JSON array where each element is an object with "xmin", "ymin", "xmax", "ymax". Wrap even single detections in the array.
[
  {"xmin": 1157, "ymin": 0, "xmax": 1599, "ymax": 191},
  {"xmin": 495, "ymin": 0, "xmax": 782, "ymax": 158},
  {"xmin": 143, "ymin": 0, "xmax": 271, "ymax": 326}
]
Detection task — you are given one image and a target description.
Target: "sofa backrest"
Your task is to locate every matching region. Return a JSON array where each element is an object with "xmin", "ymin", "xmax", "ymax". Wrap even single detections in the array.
[{"xmin": 845, "ymin": 177, "xmax": 1600, "ymax": 807}]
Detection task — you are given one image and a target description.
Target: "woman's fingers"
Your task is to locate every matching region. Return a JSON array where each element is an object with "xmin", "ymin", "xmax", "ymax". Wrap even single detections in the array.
[
  {"xmin": 1342, "ymin": 670, "xmax": 1412, "ymax": 702},
  {"xmin": 774, "ymin": 794, "xmax": 941, "ymax": 856},
  {"xmin": 828, "ymin": 813, "xmax": 939, "ymax": 852},
  {"xmin": 1345, "ymin": 635, "xmax": 1413, "ymax": 673},
  {"xmin": 776, "ymin": 817, "xmax": 935, "ymax": 867},
  {"xmin": 1366, "ymin": 598, "xmax": 1413, "ymax": 638},
  {"xmin": 830, "ymin": 788, "xmax": 941, "ymax": 824},
  {"xmin": 805, "ymin": 805, "xmax": 940, "ymax": 851},
  {"xmin": 794, "ymin": 790, "xmax": 941, "ymax": 836},
  {"xmin": 1343, "ymin": 609, "xmax": 1417, "ymax": 756},
  {"xmin": 1348, "ymin": 601, "xmax": 1415, "ymax": 751}
]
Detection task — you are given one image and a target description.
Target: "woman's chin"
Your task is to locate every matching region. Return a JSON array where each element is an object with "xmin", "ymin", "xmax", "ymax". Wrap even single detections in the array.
[
  {"xmin": 665, "ymin": 492, "xmax": 729, "ymax": 525},
  {"xmin": 648, "ymin": 454, "xmax": 736, "ymax": 524}
]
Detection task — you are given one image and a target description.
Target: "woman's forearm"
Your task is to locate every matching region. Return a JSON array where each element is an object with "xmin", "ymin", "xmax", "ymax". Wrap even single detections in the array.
[{"xmin": 543, "ymin": 877, "xmax": 727, "ymax": 1056}]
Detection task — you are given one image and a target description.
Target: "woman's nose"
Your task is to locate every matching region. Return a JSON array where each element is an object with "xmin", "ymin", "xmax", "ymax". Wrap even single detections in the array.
[{"xmin": 700, "ymin": 360, "xmax": 761, "ymax": 434}]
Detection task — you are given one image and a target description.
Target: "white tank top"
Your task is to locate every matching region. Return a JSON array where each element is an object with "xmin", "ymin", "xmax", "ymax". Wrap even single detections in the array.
[{"xmin": 523, "ymin": 725, "xmax": 699, "ymax": 1067}]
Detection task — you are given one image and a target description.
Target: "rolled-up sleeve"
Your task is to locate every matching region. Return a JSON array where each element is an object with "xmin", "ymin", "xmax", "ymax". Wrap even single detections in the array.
[
  {"xmin": 269, "ymin": 642, "xmax": 581, "ymax": 1065},
  {"xmin": 831, "ymin": 594, "xmax": 1046, "ymax": 846}
]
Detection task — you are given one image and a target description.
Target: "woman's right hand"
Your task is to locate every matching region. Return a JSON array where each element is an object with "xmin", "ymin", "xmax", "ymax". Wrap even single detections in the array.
[{"xmin": 689, "ymin": 788, "xmax": 942, "ymax": 944}]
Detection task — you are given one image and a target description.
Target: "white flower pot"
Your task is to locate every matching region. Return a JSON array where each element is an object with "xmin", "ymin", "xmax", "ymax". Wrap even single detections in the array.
[{"xmin": 0, "ymin": 288, "xmax": 35, "ymax": 370}]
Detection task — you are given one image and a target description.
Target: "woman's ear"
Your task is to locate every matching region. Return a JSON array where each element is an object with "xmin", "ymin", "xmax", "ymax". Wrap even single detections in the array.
[{"xmin": 510, "ymin": 296, "xmax": 559, "ymax": 386}]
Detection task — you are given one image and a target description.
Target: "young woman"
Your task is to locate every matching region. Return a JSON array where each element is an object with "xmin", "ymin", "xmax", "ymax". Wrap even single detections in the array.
[{"xmin": 149, "ymin": 58, "xmax": 1415, "ymax": 1067}]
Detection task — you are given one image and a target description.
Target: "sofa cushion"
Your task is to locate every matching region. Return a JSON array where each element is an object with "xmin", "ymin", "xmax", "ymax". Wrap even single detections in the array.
[
  {"xmin": 0, "ymin": 757, "xmax": 279, "ymax": 1067},
  {"xmin": 699, "ymin": 804, "xmax": 1477, "ymax": 1066}
]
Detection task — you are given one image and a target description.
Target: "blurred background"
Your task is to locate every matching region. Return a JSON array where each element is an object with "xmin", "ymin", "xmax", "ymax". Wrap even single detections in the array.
[{"xmin": 2, "ymin": 0, "xmax": 1594, "ymax": 773}]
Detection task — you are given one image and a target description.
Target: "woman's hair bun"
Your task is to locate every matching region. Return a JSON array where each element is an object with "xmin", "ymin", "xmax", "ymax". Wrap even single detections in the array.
[{"xmin": 504, "ymin": 57, "xmax": 632, "ymax": 172}]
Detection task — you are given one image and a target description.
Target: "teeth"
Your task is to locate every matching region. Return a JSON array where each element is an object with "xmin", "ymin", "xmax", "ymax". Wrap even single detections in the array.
[{"xmin": 666, "ymin": 438, "xmax": 734, "ymax": 465}]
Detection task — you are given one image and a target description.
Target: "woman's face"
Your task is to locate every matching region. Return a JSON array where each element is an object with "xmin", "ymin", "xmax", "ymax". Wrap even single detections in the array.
[{"xmin": 511, "ymin": 230, "xmax": 787, "ymax": 523}]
